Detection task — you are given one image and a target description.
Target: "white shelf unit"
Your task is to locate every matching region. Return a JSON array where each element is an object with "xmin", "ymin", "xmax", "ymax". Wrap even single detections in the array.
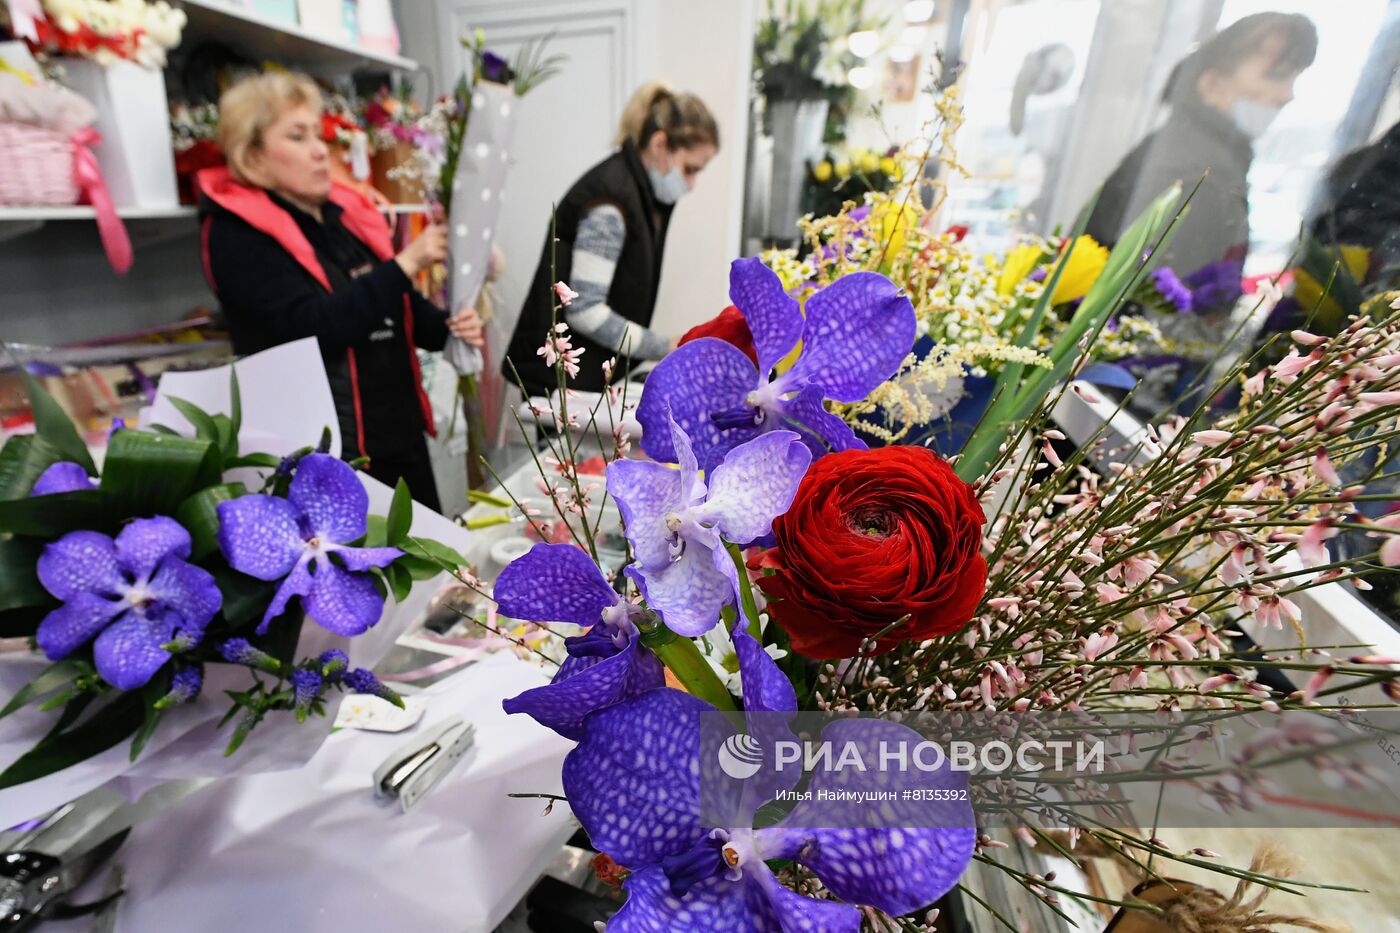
[
  {"xmin": 0, "ymin": 206, "xmax": 198, "ymax": 222},
  {"xmin": 178, "ymin": 0, "xmax": 418, "ymax": 73}
]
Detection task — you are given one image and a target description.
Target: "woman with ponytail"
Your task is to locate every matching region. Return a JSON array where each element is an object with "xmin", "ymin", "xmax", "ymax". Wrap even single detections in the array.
[{"xmin": 506, "ymin": 81, "xmax": 719, "ymax": 396}]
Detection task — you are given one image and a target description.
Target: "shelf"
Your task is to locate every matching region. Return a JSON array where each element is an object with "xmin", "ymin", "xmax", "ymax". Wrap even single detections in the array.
[
  {"xmin": 387, "ymin": 204, "xmax": 429, "ymax": 215},
  {"xmin": 178, "ymin": 0, "xmax": 418, "ymax": 72},
  {"xmin": 0, "ymin": 205, "xmax": 197, "ymax": 222}
]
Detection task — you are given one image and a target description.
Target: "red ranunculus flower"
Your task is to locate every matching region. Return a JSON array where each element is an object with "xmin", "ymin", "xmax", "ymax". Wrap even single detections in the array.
[
  {"xmin": 678, "ymin": 305, "xmax": 757, "ymax": 365},
  {"xmin": 751, "ymin": 445, "xmax": 987, "ymax": 658}
]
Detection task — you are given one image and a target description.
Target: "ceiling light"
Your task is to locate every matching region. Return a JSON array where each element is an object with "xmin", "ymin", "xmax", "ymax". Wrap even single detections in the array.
[
  {"xmin": 848, "ymin": 30, "xmax": 879, "ymax": 58},
  {"xmin": 903, "ymin": 0, "xmax": 935, "ymax": 23},
  {"xmin": 900, "ymin": 25, "xmax": 927, "ymax": 46},
  {"xmin": 847, "ymin": 65, "xmax": 876, "ymax": 89}
]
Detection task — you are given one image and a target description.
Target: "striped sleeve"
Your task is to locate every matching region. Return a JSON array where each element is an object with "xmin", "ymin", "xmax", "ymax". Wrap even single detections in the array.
[{"xmin": 564, "ymin": 203, "xmax": 671, "ymax": 361}]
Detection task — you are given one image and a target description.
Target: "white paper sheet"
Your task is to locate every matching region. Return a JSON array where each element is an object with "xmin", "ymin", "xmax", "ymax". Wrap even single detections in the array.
[{"xmin": 42, "ymin": 654, "xmax": 574, "ymax": 933}]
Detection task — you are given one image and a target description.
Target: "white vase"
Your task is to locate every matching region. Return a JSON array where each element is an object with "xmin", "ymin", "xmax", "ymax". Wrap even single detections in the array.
[
  {"xmin": 764, "ymin": 97, "xmax": 828, "ymax": 242},
  {"xmin": 61, "ymin": 58, "xmax": 178, "ymax": 209}
]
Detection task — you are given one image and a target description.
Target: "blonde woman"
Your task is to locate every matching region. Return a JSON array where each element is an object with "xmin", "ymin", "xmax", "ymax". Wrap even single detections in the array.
[
  {"xmin": 197, "ymin": 72, "xmax": 482, "ymax": 511},
  {"xmin": 505, "ymin": 82, "xmax": 719, "ymax": 396}
]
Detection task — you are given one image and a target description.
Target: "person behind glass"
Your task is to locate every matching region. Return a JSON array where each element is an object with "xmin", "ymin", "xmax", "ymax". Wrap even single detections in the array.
[
  {"xmin": 506, "ymin": 82, "xmax": 719, "ymax": 397},
  {"xmin": 197, "ymin": 72, "xmax": 483, "ymax": 512},
  {"xmin": 1086, "ymin": 12, "xmax": 1318, "ymax": 290}
]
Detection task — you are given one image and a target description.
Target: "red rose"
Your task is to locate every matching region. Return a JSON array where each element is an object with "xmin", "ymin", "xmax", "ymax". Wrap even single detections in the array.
[
  {"xmin": 751, "ymin": 446, "xmax": 987, "ymax": 658},
  {"xmin": 678, "ymin": 305, "xmax": 758, "ymax": 365}
]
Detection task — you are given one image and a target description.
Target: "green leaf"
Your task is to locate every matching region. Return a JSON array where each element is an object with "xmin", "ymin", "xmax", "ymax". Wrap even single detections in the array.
[
  {"xmin": 396, "ymin": 555, "xmax": 442, "ymax": 582},
  {"xmin": 386, "ymin": 561, "xmax": 413, "ymax": 603},
  {"xmin": 212, "ymin": 563, "xmax": 277, "ymax": 627},
  {"xmin": 0, "ymin": 488, "xmax": 108, "ymax": 537},
  {"xmin": 363, "ymin": 514, "xmax": 388, "ymax": 548},
  {"xmin": 229, "ymin": 369, "xmax": 243, "ymax": 446},
  {"xmin": 228, "ymin": 452, "xmax": 282, "ymax": 470},
  {"xmin": 386, "ymin": 478, "xmax": 412, "ymax": 545},
  {"xmin": 402, "ymin": 535, "xmax": 467, "ymax": 571},
  {"xmin": 164, "ymin": 395, "xmax": 220, "ymax": 444},
  {"xmin": 100, "ymin": 430, "xmax": 221, "ymax": 517},
  {"xmin": 0, "ymin": 692, "xmax": 143, "ymax": 789},
  {"xmin": 0, "ymin": 433, "xmax": 68, "ymax": 501},
  {"xmin": 0, "ymin": 536, "xmax": 48, "ymax": 612},
  {"xmin": 0, "ymin": 659, "xmax": 83, "ymax": 719},
  {"xmin": 211, "ymin": 413, "xmax": 236, "ymax": 463},
  {"xmin": 20, "ymin": 371, "xmax": 96, "ymax": 475},
  {"xmin": 176, "ymin": 483, "xmax": 245, "ymax": 561},
  {"xmin": 129, "ymin": 678, "xmax": 168, "ymax": 761}
]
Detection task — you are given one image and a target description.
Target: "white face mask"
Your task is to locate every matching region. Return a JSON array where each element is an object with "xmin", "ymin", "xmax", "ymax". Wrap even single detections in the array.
[
  {"xmin": 1230, "ymin": 98, "xmax": 1283, "ymax": 139},
  {"xmin": 647, "ymin": 164, "xmax": 688, "ymax": 205}
]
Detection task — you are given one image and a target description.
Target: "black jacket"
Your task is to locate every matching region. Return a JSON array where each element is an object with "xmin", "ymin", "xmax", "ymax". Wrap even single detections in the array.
[
  {"xmin": 1086, "ymin": 99, "xmax": 1253, "ymax": 278},
  {"xmin": 198, "ymin": 170, "xmax": 448, "ymax": 461},
  {"xmin": 506, "ymin": 140, "xmax": 673, "ymax": 395}
]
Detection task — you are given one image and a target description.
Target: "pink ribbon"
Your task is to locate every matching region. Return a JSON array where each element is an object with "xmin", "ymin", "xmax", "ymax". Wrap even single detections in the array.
[{"xmin": 71, "ymin": 127, "xmax": 133, "ymax": 274}]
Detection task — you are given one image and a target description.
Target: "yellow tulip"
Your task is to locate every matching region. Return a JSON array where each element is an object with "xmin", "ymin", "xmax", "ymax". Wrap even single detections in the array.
[
  {"xmin": 813, "ymin": 160, "xmax": 833, "ymax": 183},
  {"xmin": 834, "ymin": 159, "xmax": 852, "ymax": 179},
  {"xmin": 879, "ymin": 156, "xmax": 897, "ymax": 176},
  {"xmin": 1049, "ymin": 235, "xmax": 1110, "ymax": 305},
  {"xmin": 997, "ymin": 244, "xmax": 1042, "ymax": 297},
  {"xmin": 869, "ymin": 200, "xmax": 918, "ymax": 265},
  {"xmin": 858, "ymin": 152, "xmax": 880, "ymax": 175}
]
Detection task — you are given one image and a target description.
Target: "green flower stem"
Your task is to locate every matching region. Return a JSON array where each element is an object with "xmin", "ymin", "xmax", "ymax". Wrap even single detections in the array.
[
  {"xmin": 724, "ymin": 542, "xmax": 762, "ymax": 642},
  {"xmin": 639, "ymin": 621, "xmax": 736, "ymax": 711}
]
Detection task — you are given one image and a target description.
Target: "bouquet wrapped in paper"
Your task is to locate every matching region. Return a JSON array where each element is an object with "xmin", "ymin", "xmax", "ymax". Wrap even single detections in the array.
[{"xmin": 0, "ymin": 340, "xmax": 466, "ymax": 827}]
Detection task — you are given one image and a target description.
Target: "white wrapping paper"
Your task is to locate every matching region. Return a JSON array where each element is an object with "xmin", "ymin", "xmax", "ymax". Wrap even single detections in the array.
[
  {"xmin": 41, "ymin": 653, "xmax": 574, "ymax": 933},
  {"xmin": 444, "ymin": 82, "xmax": 518, "ymax": 378}
]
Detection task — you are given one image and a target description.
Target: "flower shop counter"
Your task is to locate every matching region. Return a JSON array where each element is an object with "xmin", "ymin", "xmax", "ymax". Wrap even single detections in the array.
[{"xmin": 40, "ymin": 651, "xmax": 574, "ymax": 933}]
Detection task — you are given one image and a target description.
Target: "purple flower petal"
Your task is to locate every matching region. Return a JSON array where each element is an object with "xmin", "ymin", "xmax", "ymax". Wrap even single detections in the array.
[
  {"xmin": 607, "ymin": 867, "xmax": 762, "ymax": 932},
  {"xmin": 257, "ymin": 554, "xmax": 313, "ymax": 634},
  {"xmin": 636, "ymin": 339, "xmax": 758, "ymax": 465},
  {"xmin": 114, "ymin": 517, "xmax": 191, "ymax": 582},
  {"xmin": 302, "ymin": 558, "xmax": 385, "ymax": 636},
  {"xmin": 563, "ymin": 688, "xmax": 710, "ymax": 866},
  {"xmin": 777, "ymin": 385, "xmax": 867, "ymax": 460},
  {"xmin": 334, "ymin": 545, "xmax": 403, "ymax": 572},
  {"xmin": 37, "ymin": 531, "xmax": 123, "ymax": 601},
  {"xmin": 494, "ymin": 542, "xmax": 619, "ymax": 626},
  {"xmin": 731, "ymin": 625, "xmax": 796, "ymax": 717},
  {"xmin": 607, "ymin": 459, "xmax": 683, "ymax": 570},
  {"xmin": 784, "ymin": 272, "xmax": 916, "ymax": 402},
  {"xmin": 217, "ymin": 496, "xmax": 305, "ymax": 582},
  {"xmin": 729, "ymin": 257, "xmax": 803, "ymax": 377},
  {"xmin": 148, "ymin": 559, "xmax": 221, "ymax": 631},
  {"xmin": 92, "ymin": 610, "xmax": 179, "ymax": 690},
  {"xmin": 777, "ymin": 718, "xmax": 977, "ymax": 916},
  {"xmin": 502, "ymin": 635, "xmax": 663, "ymax": 740},
  {"xmin": 626, "ymin": 545, "xmax": 733, "ymax": 638},
  {"xmin": 35, "ymin": 591, "xmax": 125, "ymax": 659},
  {"xmin": 289, "ymin": 453, "xmax": 369, "ymax": 544},
  {"xmin": 30, "ymin": 462, "xmax": 95, "ymax": 496},
  {"xmin": 701, "ymin": 431, "xmax": 810, "ymax": 547}
]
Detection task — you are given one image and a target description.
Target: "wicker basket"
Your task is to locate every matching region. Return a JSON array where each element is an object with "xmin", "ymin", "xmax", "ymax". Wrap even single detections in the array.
[{"xmin": 0, "ymin": 122, "xmax": 80, "ymax": 206}]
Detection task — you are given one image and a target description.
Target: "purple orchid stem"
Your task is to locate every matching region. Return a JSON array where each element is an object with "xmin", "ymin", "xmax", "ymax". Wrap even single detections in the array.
[{"xmin": 636, "ymin": 257, "xmax": 915, "ymax": 469}]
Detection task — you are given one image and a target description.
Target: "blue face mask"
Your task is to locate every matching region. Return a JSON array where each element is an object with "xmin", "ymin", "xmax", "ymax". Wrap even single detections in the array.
[{"xmin": 647, "ymin": 164, "xmax": 688, "ymax": 205}]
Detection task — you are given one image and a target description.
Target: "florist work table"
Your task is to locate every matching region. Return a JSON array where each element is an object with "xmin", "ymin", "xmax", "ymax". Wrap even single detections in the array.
[{"xmin": 42, "ymin": 652, "xmax": 574, "ymax": 933}]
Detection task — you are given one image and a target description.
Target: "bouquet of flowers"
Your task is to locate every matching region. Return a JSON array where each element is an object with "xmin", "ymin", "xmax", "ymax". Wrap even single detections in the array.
[
  {"xmin": 25, "ymin": 0, "xmax": 185, "ymax": 69},
  {"xmin": 170, "ymin": 100, "xmax": 221, "ymax": 204},
  {"xmin": 484, "ymin": 174, "xmax": 1400, "ymax": 926},
  {"xmin": 804, "ymin": 145, "xmax": 901, "ymax": 219},
  {"xmin": 0, "ymin": 367, "xmax": 464, "ymax": 812}
]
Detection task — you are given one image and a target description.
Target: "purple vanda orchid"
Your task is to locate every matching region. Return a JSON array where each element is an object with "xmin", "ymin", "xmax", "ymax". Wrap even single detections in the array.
[
  {"xmin": 606, "ymin": 416, "xmax": 811, "ymax": 638},
  {"xmin": 216, "ymin": 454, "xmax": 402, "ymax": 637},
  {"xmin": 565, "ymin": 624, "xmax": 976, "ymax": 932},
  {"xmin": 499, "ymin": 542, "xmax": 664, "ymax": 740},
  {"xmin": 30, "ymin": 461, "xmax": 96, "ymax": 496},
  {"xmin": 637, "ymin": 257, "xmax": 916, "ymax": 469},
  {"xmin": 34, "ymin": 517, "xmax": 221, "ymax": 690}
]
